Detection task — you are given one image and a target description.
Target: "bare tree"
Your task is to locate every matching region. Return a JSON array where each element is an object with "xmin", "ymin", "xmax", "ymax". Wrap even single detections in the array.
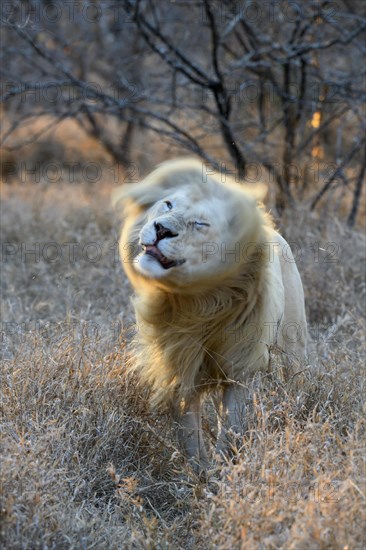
[{"xmin": 1, "ymin": 0, "xmax": 365, "ymax": 216}]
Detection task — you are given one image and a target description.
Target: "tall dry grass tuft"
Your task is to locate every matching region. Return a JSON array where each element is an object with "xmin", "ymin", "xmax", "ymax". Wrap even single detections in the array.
[
  {"xmin": 1, "ymin": 181, "xmax": 365, "ymax": 548},
  {"xmin": 1, "ymin": 333, "xmax": 199, "ymax": 548}
]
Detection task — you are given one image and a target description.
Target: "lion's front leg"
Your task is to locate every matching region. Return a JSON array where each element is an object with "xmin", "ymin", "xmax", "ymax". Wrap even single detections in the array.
[
  {"xmin": 216, "ymin": 383, "xmax": 250, "ymax": 457},
  {"xmin": 172, "ymin": 393, "xmax": 210, "ymax": 474}
]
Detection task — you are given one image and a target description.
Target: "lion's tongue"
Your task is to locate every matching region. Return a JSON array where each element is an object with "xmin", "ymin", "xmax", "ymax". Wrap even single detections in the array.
[
  {"xmin": 144, "ymin": 244, "xmax": 185, "ymax": 270},
  {"xmin": 145, "ymin": 244, "xmax": 170, "ymax": 266}
]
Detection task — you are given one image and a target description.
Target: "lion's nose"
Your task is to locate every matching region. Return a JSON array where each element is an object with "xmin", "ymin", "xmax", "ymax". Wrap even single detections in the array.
[{"xmin": 154, "ymin": 222, "xmax": 177, "ymax": 241}]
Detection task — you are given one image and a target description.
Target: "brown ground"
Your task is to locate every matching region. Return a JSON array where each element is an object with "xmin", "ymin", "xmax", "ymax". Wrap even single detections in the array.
[{"xmin": 1, "ymin": 178, "xmax": 365, "ymax": 549}]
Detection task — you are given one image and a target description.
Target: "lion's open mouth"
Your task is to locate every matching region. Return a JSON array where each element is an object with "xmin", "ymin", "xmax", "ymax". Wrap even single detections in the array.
[{"xmin": 143, "ymin": 244, "xmax": 185, "ymax": 270}]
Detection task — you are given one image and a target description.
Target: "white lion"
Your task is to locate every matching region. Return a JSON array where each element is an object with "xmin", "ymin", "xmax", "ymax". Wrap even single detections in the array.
[{"xmin": 113, "ymin": 158, "xmax": 307, "ymax": 472}]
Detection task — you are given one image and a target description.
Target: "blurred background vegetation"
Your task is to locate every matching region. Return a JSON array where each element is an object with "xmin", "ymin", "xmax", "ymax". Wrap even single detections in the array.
[{"xmin": 1, "ymin": 0, "xmax": 365, "ymax": 221}]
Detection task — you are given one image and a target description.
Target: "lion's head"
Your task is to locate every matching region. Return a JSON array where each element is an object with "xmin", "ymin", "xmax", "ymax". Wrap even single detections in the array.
[{"xmin": 114, "ymin": 159, "xmax": 268, "ymax": 291}]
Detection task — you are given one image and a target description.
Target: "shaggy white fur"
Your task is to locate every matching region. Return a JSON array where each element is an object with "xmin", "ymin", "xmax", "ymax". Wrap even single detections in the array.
[{"xmin": 113, "ymin": 158, "xmax": 307, "ymax": 471}]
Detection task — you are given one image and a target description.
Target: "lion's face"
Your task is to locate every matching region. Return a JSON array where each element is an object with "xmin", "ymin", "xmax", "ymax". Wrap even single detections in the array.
[
  {"xmin": 115, "ymin": 159, "xmax": 266, "ymax": 290},
  {"xmin": 134, "ymin": 186, "xmax": 257, "ymax": 287},
  {"xmin": 135, "ymin": 189, "xmax": 221, "ymax": 283}
]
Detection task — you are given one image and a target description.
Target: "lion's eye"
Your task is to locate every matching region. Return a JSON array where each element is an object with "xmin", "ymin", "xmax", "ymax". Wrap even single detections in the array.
[
  {"xmin": 194, "ymin": 221, "xmax": 210, "ymax": 228},
  {"xmin": 164, "ymin": 201, "xmax": 173, "ymax": 210}
]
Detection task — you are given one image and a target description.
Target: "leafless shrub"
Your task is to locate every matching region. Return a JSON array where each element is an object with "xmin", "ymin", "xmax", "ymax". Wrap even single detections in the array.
[{"xmin": 1, "ymin": 0, "xmax": 365, "ymax": 218}]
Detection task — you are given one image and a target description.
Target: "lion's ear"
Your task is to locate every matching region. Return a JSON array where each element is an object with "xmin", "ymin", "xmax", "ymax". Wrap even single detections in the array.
[
  {"xmin": 244, "ymin": 182, "xmax": 268, "ymax": 203},
  {"xmin": 112, "ymin": 181, "xmax": 169, "ymax": 211},
  {"xmin": 112, "ymin": 158, "xmax": 206, "ymax": 211}
]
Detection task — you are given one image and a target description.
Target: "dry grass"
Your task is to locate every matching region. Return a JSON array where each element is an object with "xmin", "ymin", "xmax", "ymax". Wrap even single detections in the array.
[{"xmin": 1, "ymin": 179, "xmax": 365, "ymax": 549}]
